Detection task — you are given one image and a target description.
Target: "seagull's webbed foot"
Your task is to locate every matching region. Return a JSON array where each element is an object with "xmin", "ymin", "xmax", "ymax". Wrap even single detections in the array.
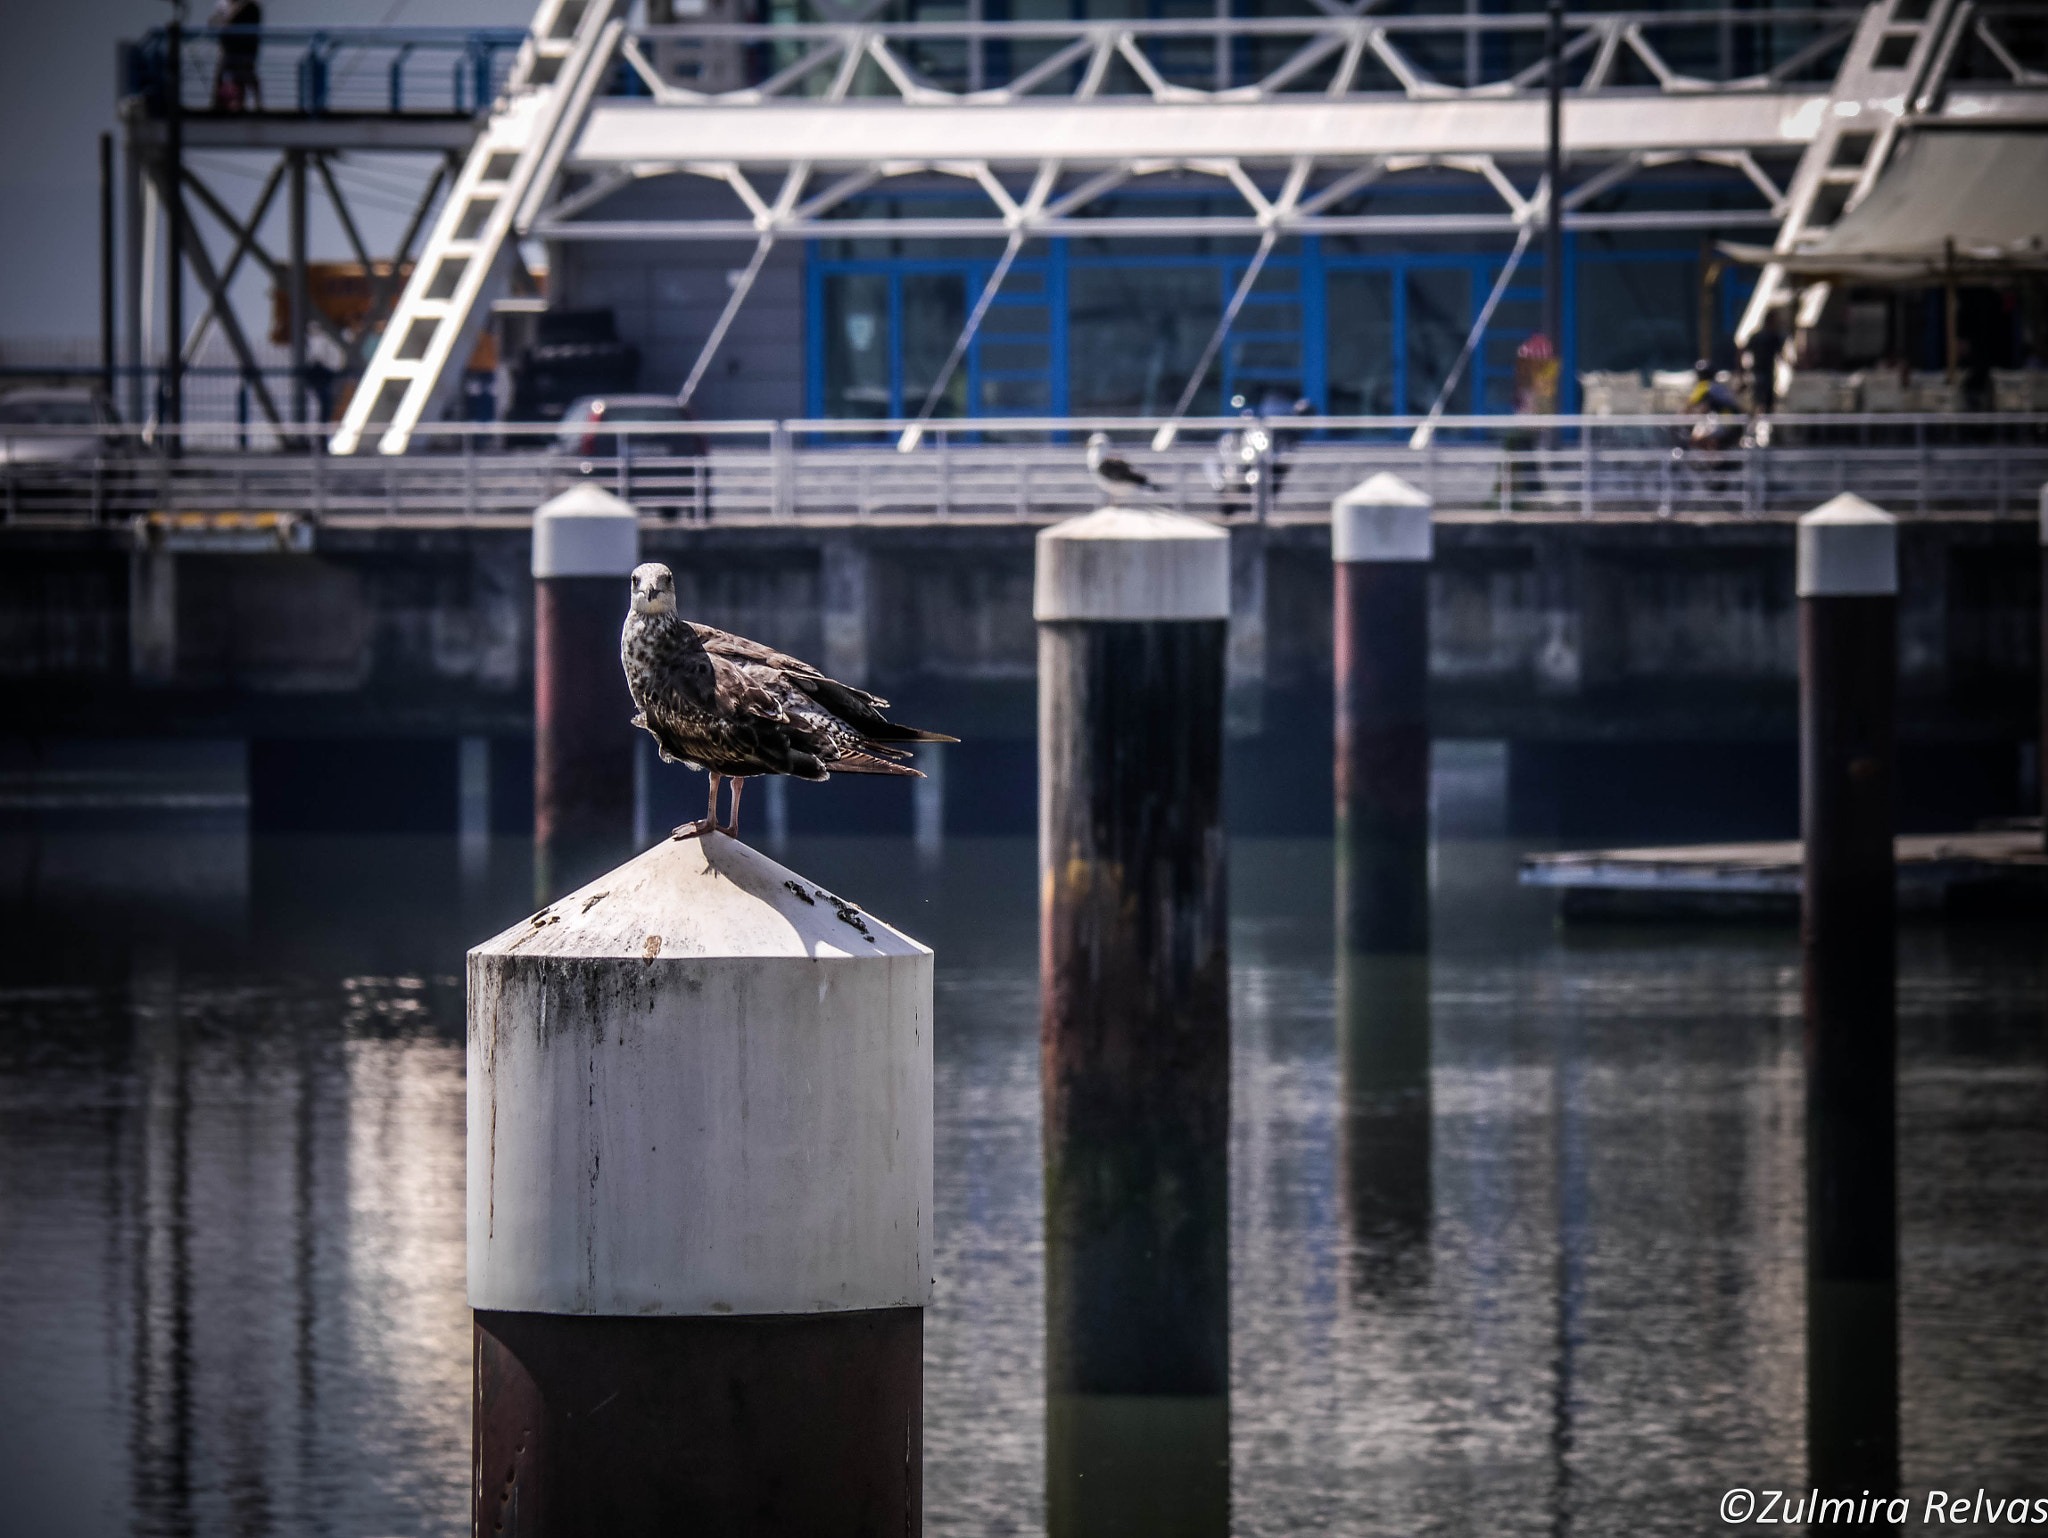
[{"xmin": 671, "ymin": 773, "xmax": 743, "ymax": 841}]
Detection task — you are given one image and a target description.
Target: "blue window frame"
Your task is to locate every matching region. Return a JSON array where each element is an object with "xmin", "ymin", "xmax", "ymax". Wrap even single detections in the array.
[{"xmin": 807, "ymin": 228, "xmax": 1754, "ymax": 422}]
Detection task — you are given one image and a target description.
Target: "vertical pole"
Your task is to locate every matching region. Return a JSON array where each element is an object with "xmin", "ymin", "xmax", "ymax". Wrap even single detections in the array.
[
  {"xmin": 1798, "ymin": 492, "xmax": 1898, "ymax": 1504},
  {"xmin": 532, "ymin": 485, "xmax": 641, "ymax": 900},
  {"xmin": 1544, "ymin": 0, "xmax": 1565, "ymax": 356},
  {"xmin": 100, "ymin": 133, "xmax": 116, "ymax": 403},
  {"xmin": 913, "ymin": 740, "xmax": 945, "ymax": 865},
  {"xmin": 1036, "ymin": 507, "xmax": 1231, "ymax": 1537},
  {"xmin": 2039, "ymin": 484, "xmax": 2047, "ymax": 853},
  {"xmin": 164, "ymin": 19, "xmax": 184, "ymax": 449},
  {"xmin": 1332, "ymin": 476, "xmax": 1435, "ymax": 1292},
  {"xmin": 469, "ymin": 838, "xmax": 931, "ymax": 1535},
  {"xmin": 1943, "ymin": 239, "xmax": 1959, "ymax": 389},
  {"xmin": 458, "ymin": 734, "xmax": 491, "ymax": 887},
  {"xmin": 123, "ymin": 132, "xmax": 145, "ymax": 424},
  {"xmin": 289, "ymin": 151, "xmax": 309, "ymax": 431},
  {"xmin": 1333, "ymin": 473, "xmax": 1433, "ymax": 956}
]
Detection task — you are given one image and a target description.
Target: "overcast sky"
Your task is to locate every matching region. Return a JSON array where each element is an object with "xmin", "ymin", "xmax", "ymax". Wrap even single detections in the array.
[{"xmin": 0, "ymin": 0, "xmax": 533, "ymax": 346}]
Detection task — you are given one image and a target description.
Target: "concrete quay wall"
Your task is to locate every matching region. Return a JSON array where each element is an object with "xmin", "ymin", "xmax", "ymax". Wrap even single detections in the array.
[{"xmin": 1, "ymin": 512, "xmax": 2036, "ymax": 836}]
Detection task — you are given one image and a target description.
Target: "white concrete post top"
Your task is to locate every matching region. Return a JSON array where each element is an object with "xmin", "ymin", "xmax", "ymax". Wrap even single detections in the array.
[
  {"xmin": 1034, "ymin": 506, "xmax": 1230, "ymax": 622},
  {"xmin": 467, "ymin": 835, "xmax": 933, "ymax": 1318},
  {"xmin": 532, "ymin": 482, "xmax": 642, "ymax": 578},
  {"xmin": 1331, "ymin": 472, "xmax": 1434, "ymax": 563},
  {"xmin": 1797, "ymin": 492, "xmax": 1897, "ymax": 598}
]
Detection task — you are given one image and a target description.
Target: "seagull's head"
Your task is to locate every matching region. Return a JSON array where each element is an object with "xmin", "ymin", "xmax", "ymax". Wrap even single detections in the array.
[
  {"xmin": 630, "ymin": 562, "xmax": 677, "ymax": 618},
  {"xmin": 1086, "ymin": 431, "xmax": 1109, "ymax": 468}
]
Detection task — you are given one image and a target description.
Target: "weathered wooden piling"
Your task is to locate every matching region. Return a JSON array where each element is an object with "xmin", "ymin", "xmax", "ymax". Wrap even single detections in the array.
[
  {"xmin": 1798, "ymin": 492, "xmax": 1898, "ymax": 1499},
  {"xmin": 1036, "ymin": 508, "xmax": 1231, "ymax": 1536},
  {"xmin": 533, "ymin": 484, "xmax": 640, "ymax": 896},
  {"xmin": 467, "ymin": 835, "xmax": 932, "ymax": 1535},
  {"xmin": 1333, "ymin": 473, "xmax": 1433, "ymax": 956}
]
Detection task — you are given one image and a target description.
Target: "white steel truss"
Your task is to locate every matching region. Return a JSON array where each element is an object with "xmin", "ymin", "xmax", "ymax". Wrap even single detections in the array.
[
  {"xmin": 1736, "ymin": 0, "xmax": 1979, "ymax": 342},
  {"xmin": 331, "ymin": 0, "xmax": 630, "ymax": 455},
  {"xmin": 340, "ymin": 2, "xmax": 2048, "ymax": 450}
]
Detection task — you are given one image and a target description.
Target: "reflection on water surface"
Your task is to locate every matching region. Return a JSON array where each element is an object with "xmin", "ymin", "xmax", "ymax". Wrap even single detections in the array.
[{"xmin": 0, "ymin": 827, "xmax": 2041, "ymax": 1535}]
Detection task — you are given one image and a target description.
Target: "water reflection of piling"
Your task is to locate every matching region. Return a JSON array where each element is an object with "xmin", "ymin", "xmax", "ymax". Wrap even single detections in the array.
[
  {"xmin": 1035, "ymin": 509, "xmax": 1232, "ymax": 1537},
  {"xmin": 1338, "ymin": 953, "xmax": 1432, "ymax": 1294},
  {"xmin": 468, "ymin": 836, "xmax": 933, "ymax": 1534},
  {"xmin": 1332, "ymin": 474, "xmax": 1433, "ymax": 957},
  {"xmin": 1798, "ymin": 494, "xmax": 1899, "ymax": 1503},
  {"xmin": 1331, "ymin": 475, "xmax": 1435, "ymax": 1295},
  {"xmin": 532, "ymin": 485, "xmax": 640, "ymax": 900}
]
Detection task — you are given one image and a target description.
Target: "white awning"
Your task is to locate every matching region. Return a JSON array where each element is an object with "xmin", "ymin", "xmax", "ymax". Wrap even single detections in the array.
[{"xmin": 1723, "ymin": 128, "xmax": 2048, "ymax": 283}]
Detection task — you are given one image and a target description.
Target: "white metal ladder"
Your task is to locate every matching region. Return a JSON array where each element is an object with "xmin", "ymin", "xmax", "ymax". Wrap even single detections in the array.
[
  {"xmin": 330, "ymin": 0, "xmax": 627, "ymax": 456},
  {"xmin": 1736, "ymin": 0, "xmax": 1967, "ymax": 344}
]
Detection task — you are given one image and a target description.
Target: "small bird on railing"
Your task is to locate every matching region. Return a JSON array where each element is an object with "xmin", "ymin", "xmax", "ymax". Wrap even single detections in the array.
[
  {"xmin": 1086, "ymin": 432, "xmax": 1155, "ymax": 502},
  {"xmin": 621, "ymin": 562, "xmax": 956, "ymax": 839}
]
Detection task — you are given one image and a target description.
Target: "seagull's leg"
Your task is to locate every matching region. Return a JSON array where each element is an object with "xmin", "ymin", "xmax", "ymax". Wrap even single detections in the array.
[
  {"xmin": 671, "ymin": 771, "xmax": 722, "ymax": 841},
  {"xmin": 722, "ymin": 778, "xmax": 744, "ymax": 839}
]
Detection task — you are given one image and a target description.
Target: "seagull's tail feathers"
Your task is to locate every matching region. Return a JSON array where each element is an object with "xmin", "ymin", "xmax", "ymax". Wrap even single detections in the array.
[
  {"xmin": 800, "ymin": 675, "xmax": 959, "ymax": 745},
  {"xmin": 862, "ymin": 722, "xmax": 959, "ymax": 744},
  {"xmin": 829, "ymin": 751, "xmax": 924, "ymax": 778}
]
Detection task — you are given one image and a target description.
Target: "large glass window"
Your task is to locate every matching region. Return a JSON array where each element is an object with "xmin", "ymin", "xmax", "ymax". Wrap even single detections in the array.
[
  {"xmin": 1326, "ymin": 270, "xmax": 1395, "ymax": 415},
  {"xmin": 901, "ymin": 272, "xmax": 967, "ymax": 419},
  {"xmin": 1067, "ymin": 263, "xmax": 1222, "ymax": 417},
  {"xmin": 809, "ymin": 236, "xmax": 1675, "ymax": 422},
  {"xmin": 1576, "ymin": 256, "xmax": 1700, "ymax": 375},
  {"xmin": 1406, "ymin": 267, "xmax": 1473, "ymax": 416},
  {"xmin": 822, "ymin": 272, "xmax": 890, "ymax": 418}
]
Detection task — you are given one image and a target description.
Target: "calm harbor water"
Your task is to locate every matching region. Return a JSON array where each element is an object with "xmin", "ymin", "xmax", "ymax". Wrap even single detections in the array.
[{"xmin": 2, "ymin": 810, "xmax": 2043, "ymax": 1535}]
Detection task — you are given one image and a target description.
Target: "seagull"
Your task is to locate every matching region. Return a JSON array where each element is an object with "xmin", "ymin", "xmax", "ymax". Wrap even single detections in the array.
[
  {"xmin": 1086, "ymin": 432, "xmax": 1155, "ymax": 502},
  {"xmin": 622, "ymin": 562, "xmax": 957, "ymax": 840}
]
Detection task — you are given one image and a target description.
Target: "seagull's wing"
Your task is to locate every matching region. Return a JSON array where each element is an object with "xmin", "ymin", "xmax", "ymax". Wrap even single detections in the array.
[
  {"xmin": 694, "ymin": 623, "xmax": 955, "ymax": 744},
  {"xmin": 1099, "ymin": 454, "xmax": 1154, "ymax": 488}
]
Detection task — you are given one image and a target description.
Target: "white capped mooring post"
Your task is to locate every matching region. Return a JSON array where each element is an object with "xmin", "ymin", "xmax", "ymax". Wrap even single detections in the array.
[
  {"xmin": 1330, "ymin": 473, "xmax": 1436, "ymax": 1297},
  {"xmin": 1331, "ymin": 472, "xmax": 1434, "ymax": 957},
  {"xmin": 1796, "ymin": 491, "xmax": 1899, "ymax": 1501},
  {"xmin": 1035, "ymin": 507, "xmax": 1233, "ymax": 1532},
  {"xmin": 532, "ymin": 483, "xmax": 639, "ymax": 897},
  {"xmin": 468, "ymin": 834, "xmax": 933, "ymax": 1533}
]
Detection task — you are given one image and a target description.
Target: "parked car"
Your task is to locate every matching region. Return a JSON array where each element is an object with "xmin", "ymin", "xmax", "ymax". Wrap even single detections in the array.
[
  {"xmin": 553, "ymin": 395, "xmax": 713, "ymax": 520},
  {"xmin": 553, "ymin": 395, "xmax": 708, "ymax": 462},
  {"xmin": 0, "ymin": 388, "xmax": 122, "ymax": 464}
]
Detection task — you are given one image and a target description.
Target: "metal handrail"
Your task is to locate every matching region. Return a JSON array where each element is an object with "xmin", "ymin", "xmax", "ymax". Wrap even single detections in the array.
[
  {"xmin": 128, "ymin": 25, "xmax": 529, "ymax": 118},
  {"xmin": 4, "ymin": 414, "xmax": 2043, "ymax": 526}
]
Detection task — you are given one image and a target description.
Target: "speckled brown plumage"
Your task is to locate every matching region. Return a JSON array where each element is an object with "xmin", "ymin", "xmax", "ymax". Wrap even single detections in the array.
[{"xmin": 621, "ymin": 562, "xmax": 955, "ymax": 836}]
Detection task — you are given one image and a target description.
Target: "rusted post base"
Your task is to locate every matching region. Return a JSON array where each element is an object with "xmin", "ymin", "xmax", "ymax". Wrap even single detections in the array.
[{"xmin": 474, "ymin": 1308, "xmax": 922, "ymax": 1538}]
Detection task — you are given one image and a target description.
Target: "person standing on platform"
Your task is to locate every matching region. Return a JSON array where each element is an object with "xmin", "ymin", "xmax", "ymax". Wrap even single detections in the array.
[{"xmin": 209, "ymin": 0, "xmax": 263, "ymax": 112}]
